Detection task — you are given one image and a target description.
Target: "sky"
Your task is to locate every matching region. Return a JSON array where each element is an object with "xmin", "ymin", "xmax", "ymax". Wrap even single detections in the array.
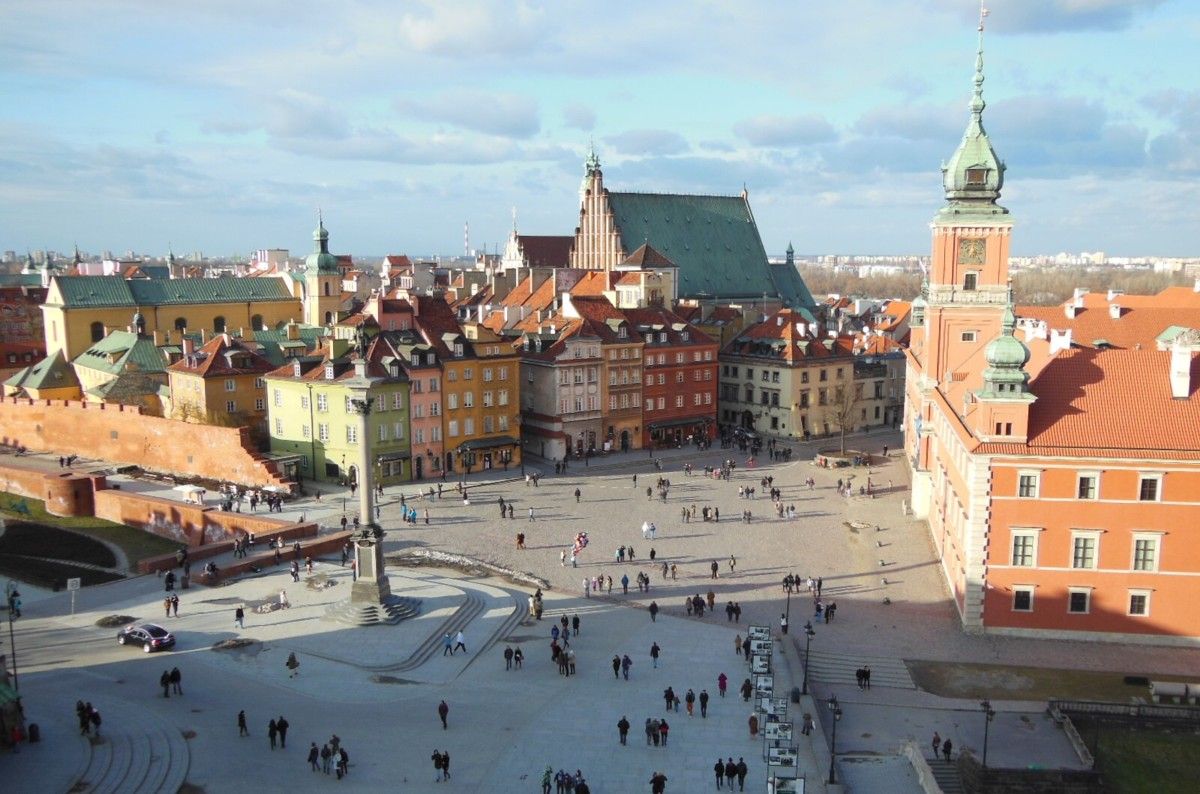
[{"xmin": 2, "ymin": 0, "xmax": 1198, "ymax": 260}]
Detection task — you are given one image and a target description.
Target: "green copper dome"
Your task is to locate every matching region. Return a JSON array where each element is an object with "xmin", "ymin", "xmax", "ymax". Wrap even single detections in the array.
[
  {"xmin": 937, "ymin": 19, "xmax": 1009, "ymax": 222},
  {"xmin": 305, "ymin": 213, "xmax": 339, "ymax": 275},
  {"xmin": 977, "ymin": 300, "xmax": 1034, "ymax": 400}
]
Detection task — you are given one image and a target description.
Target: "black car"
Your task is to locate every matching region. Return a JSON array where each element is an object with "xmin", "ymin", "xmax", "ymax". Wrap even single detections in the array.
[{"xmin": 116, "ymin": 623, "xmax": 176, "ymax": 653}]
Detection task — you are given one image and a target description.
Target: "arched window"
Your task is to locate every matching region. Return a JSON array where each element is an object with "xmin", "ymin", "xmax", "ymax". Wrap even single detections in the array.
[
  {"xmin": 90, "ymin": 321, "xmax": 104, "ymax": 343},
  {"xmin": 250, "ymin": 314, "xmax": 264, "ymax": 331},
  {"xmin": 324, "ymin": 282, "xmax": 331, "ymax": 297},
  {"xmin": 174, "ymin": 317, "xmax": 187, "ymax": 332},
  {"xmin": 213, "ymin": 316, "xmax": 226, "ymax": 333}
]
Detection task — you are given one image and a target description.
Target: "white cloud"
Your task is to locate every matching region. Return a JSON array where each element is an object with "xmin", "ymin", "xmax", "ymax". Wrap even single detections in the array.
[
  {"xmin": 605, "ymin": 129, "xmax": 689, "ymax": 157},
  {"xmin": 733, "ymin": 114, "xmax": 838, "ymax": 147},
  {"xmin": 395, "ymin": 90, "xmax": 540, "ymax": 138}
]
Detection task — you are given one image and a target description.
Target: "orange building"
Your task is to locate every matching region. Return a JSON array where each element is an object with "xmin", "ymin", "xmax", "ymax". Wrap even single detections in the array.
[{"xmin": 904, "ymin": 24, "xmax": 1200, "ymax": 644}]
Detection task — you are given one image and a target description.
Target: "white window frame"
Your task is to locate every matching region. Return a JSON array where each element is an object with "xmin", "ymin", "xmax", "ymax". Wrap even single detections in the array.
[
  {"xmin": 1137, "ymin": 472, "xmax": 1163, "ymax": 502},
  {"xmin": 1067, "ymin": 587, "xmax": 1092, "ymax": 615},
  {"xmin": 1011, "ymin": 585, "xmax": 1035, "ymax": 613},
  {"xmin": 1070, "ymin": 530, "xmax": 1100, "ymax": 570},
  {"xmin": 1131, "ymin": 532, "xmax": 1162, "ymax": 572},
  {"xmin": 318, "ymin": 423, "xmax": 329, "ymax": 442},
  {"xmin": 316, "ymin": 393, "xmax": 328, "ymax": 412},
  {"xmin": 225, "ymin": 378, "xmax": 237, "ymax": 392},
  {"xmin": 1127, "ymin": 589, "xmax": 1152, "ymax": 617},
  {"xmin": 1076, "ymin": 471, "xmax": 1099, "ymax": 500},
  {"xmin": 1010, "ymin": 529, "xmax": 1039, "ymax": 568},
  {"xmin": 1017, "ymin": 469, "xmax": 1040, "ymax": 498}
]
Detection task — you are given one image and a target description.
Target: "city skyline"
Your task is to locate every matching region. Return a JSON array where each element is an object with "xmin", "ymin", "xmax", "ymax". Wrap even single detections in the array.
[{"xmin": 3, "ymin": 0, "xmax": 1198, "ymax": 258}]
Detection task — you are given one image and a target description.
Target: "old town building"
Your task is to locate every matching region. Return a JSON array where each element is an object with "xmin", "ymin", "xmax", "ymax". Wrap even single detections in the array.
[{"xmin": 166, "ymin": 334, "xmax": 276, "ymax": 439}]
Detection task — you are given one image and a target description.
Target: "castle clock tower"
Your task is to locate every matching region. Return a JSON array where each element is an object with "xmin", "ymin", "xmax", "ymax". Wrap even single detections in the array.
[{"xmin": 304, "ymin": 212, "xmax": 342, "ymax": 327}]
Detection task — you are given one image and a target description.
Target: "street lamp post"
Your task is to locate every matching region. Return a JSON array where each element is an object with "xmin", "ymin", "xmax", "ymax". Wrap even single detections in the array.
[
  {"xmin": 802, "ymin": 621, "xmax": 816, "ymax": 695},
  {"xmin": 514, "ymin": 414, "xmax": 525, "ymax": 476},
  {"xmin": 827, "ymin": 694, "xmax": 843, "ymax": 784},
  {"xmin": 981, "ymin": 699, "xmax": 996, "ymax": 770},
  {"xmin": 6, "ymin": 604, "xmax": 17, "ymax": 692}
]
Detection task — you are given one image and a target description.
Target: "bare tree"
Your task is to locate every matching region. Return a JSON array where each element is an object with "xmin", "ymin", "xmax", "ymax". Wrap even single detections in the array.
[{"xmin": 825, "ymin": 382, "xmax": 863, "ymax": 455}]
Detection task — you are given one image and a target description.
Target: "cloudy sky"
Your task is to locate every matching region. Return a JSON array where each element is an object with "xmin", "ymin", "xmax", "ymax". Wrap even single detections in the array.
[{"xmin": 2, "ymin": 0, "xmax": 1197, "ymax": 259}]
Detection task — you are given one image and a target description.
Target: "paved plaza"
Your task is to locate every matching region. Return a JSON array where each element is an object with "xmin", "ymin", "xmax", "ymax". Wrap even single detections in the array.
[{"xmin": 4, "ymin": 428, "xmax": 1200, "ymax": 792}]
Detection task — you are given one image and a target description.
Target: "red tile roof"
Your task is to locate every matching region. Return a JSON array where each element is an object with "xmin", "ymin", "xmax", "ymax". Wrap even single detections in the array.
[
  {"xmin": 516, "ymin": 235, "xmax": 574, "ymax": 268},
  {"xmin": 168, "ymin": 334, "xmax": 276, "ymax": 378},
  {"xmin": 1019, "ymin": 303, "xmax": 1200, "ymax": 350},
  {"xmin": 1026, "ymin": 348, "xmax": 1200, "ymax": 452}
]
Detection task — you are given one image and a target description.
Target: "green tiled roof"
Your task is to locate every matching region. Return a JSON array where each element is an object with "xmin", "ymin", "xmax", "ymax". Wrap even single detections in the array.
[
  {"xmin": 73, "ymin": 331, "xmax": 167, "ymax": 375},
  {"xmin": 0, "ymin": 273, "xmax": 44, "ymax": 287},
  {"xmin": 49, "ymin": 276, "xmax": 295, "ymax": 308},
  {"xmin": 606, "ymin": 192, "xmax": 814, "ymax": 307},
  {"xmin": 4, "ymin": 350, "xmax": 78, "ymax": 391}
]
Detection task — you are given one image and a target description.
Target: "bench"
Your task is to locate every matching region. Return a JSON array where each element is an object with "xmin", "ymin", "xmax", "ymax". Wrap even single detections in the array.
[{"xmin": 1149, "ymin": 681, "xmax": 1189, "ymax": 704}]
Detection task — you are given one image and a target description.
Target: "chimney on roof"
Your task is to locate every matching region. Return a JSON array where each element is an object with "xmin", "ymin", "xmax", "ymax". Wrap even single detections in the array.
[
  {"xmin": 152, "ymin": 330, "xmax": 161, "ymax": 346},
  {"xmin": 1170, "ymin": 338, "xmax": 1194, "ymax": 399},
  {"xmin": 182, "ymin": 337, "xmax": 194, "ymax": 357},
  {"xmin": 1194, "ymin": 278, "xmax": 1200, "ymax": 293},
  {"xmin": 1065, "ymin": 303, "xmax": 1080, "ymax": 320},
  {"xmin": 200, "ymin": 328, "xmax": 209, "ymax": 344},
  {"xmin": 1107, "ymin": 289, "xmax": 1124, "ymax": 301},
  {"xmin": 1109, "ymin": 303, "xmax": 1122, "ymax": 320},
  {"xmin": 163, "ymin": 330, "xmax": 171, "ymax": 345},
  {"xmin": 776, "ymin": 316, "xmax": 783, "ymax": 327},
  {"xmin": 222, "ymin": 333, "xmax": 232, "ymax": 347}
]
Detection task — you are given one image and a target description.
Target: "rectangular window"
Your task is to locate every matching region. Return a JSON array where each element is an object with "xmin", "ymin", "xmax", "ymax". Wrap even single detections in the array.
[
  {"xmin": 819, "ymin": 370, "xmax": 827, "ymax": 382},
  {"xmin": 300, "ymin": 394, "xmax": 310, "ymax": 409},
  {"xmin": 483, "ymin": 391, "xmax": 494, "ymax": 407},
  {"xmin": 429, "ymin": 377, "xmax": 439, "ymax": 392},
  {"xmin": 412, "ymin": 404, "xmax": 423, "ymax": 418},
  {"xmin": 464, "ymin": 417, "xmax": 474, "ymax": 435},
  {"xmin": 1128, "ymin": 590, "xmax": 1151, "ymax": 617},
  {"xmin": 226, "ymin": 400, "xmax": 236, "ymax": 413},
  {"xmin": 317, "ymin": 393, "xmax": 328, "ymax": 412},
  {"xmin": 694, "ymin": 393, "xmax": 702, "ymax": 406},
  {"xmin": 393, "ymin": 392, "xmax": 403, "ymax": 410},
  {"xmin": 483, "ymin": 368, "xmax": 493, "ymax": 382},
  {"xmin": 499, "ymin": 367, "xmax": 508, "ymax": 381},
  {"xmin": 254, "ymin": 377, "xmax": 265, "ymax": 389},
  {"xmin": 447, "ymin": 369, "xmax": 457, "ymax": 382},
  {"xmin": 676, "ymin": 395, "xmax": 684, "ymax": 408},
  {"xmin": 499, "ymin": 390, "xmax": 509, "ymax": 405},
  {"xmin": 1010, "ymin": 531, "xmax": 1037, "ymax": 567},
  {"xmin": 225, "ymin": 379, "xmax": 236, "ymax": 392},
  {"xmin": 255, "ymin": 398, "xmax": 265, "ymax": 411},
  {"xmin": 1138, "ymin": 475, "xmax": 1161, "ymax": 502},
  {"xmin": 645, "ymin": 399, "xmax": 654, "ymax": 411},
  {"xmin": 463, "ymin": 391, "xmax": 474, "ymax": 408},
  {"xmin": 302, "ymin": 424, "xmax": 310, "ymax": 439},
  {"xmin": 430, "ymin": 402, "xmax": 441, "ymax": 416},
  {"xmin": 274, "ymin": 417, "xmax": 283, "ymax": 434},
  {"xmin": 963, "ymin": 272, "xmax": 978, "ymax": 291},
  {"xmin": 1017, "ymin": 472, "xmax": 1039, "ymax": 498},
  {"xmin": 448, "ymin": 420, "xmax": 459, "ymax": 437},
  {"xmin": 447, "ymin": 394, "xmax": 458, "ymax": 410},
  {"xmin": 704, "ymin": 392, "xmax": 711, "ymax": 405},
  {"xmin": 1012, "ymin": 586, "xmax": 1034, "ymax": 612},
  {"xmin": 657, "ymin": 397, "xmax": 665, "ymax": 410},
  {"xmin": 378, "ymin": 424, "xmax": 388, "ymax": 442},
  {"xmin": 318, "ymin": 423, "xmax": 329, "ymax": 442},
  {"xmin": 273, "ymin": 389, "xmax": 282, "ymax": 407},
  {"xmin": 1071, "ymin": 533, "xmax": 1098, "ymax": 569},
  {"xmin": 610, "ymin": 395, "xmax": 618, "ymax": 410},
  {"xmin": 746, "ymin": 369, "xmax": 753, "ymax": 380},
  {"xmin": 414, "ymin": 427, "xmax": 424, "ymax": 444},
  {"xmin": 346, "ymin": 424, "xmax": 358, "ymax": 444},
  {"xmin": 432, "ymin": 426, "xmax": 442, "ymax": 441},
  {"xmin": 498, "ymin": 415, "xmax": 508, "ymax": 431},
  {"xmin": 818, "ymin": 389, "xmax": 827, "ymax": 406},
  {"xmin": 761, "ymin": 370, "xmax": 770, "ymax": 382},
  {"xmin": 770, "ymin": 392, "xmax": 779, "ymax": 407},
  {"xmin": 1067, "ymin": 589, "xmax": 1091, "ymax": 614},
  {"xmin": 484, "ymin": 415, "xmax": 494, "ymax": 433},
  {"xmin": 960, "ymin": 331, "xmax": 976, "ymax": 342},
  {"xmin": 1077, "ymin": 474, "xmax": 1098, "ymax": 500},
  {"xmin": 574, "ymin": 397, "xmax": 584, "ymax": 412},
  {"xmin": 1132, "ymin": 535, "xmax": 1159, "ymax": 572},
  {"xmin": 658, "ymin": 374, "xmax": 666, "ymax": 385},
  {"xmin": 676, "ymin": 372, "xmax": 685, "ymax": 384}
]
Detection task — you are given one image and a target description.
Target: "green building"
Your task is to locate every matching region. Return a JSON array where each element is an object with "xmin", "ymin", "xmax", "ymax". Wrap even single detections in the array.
[{"xmin": 265, "ymin": 334, "xmax": 412, "ymax": 485}]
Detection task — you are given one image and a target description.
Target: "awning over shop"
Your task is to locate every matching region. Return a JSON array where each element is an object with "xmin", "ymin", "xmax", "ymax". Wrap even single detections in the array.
[
  {"xmin": 459, "ymin": 435, "xmax": 519, "ymax": 450},
  {"xmin": 648, "ymin": 417, "xmax": 708, "ymax": 430},
  {"xmin": 377, "ymin": 451, "xmax": 412, "ymax": 462}
]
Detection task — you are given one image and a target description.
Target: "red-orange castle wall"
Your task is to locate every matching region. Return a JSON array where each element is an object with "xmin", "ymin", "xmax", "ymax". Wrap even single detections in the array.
[
  {"xmin": 0, "ymin": 461, "xmax": 105, "ymax": 517},
  {"xmin": 0, "ymin": 397, "xmax": 290, "ymax": 488}
]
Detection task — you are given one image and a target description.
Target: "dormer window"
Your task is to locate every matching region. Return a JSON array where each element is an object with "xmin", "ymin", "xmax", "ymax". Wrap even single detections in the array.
[
  {"xmin": 292, "ymin": 360, "xmax": 302, "ymax": 377},
  {"xmin": 411, "ymin": 353, "xmax": 421, "ymax": 366},
  {"xmin": 966, "ymin": 167, "xmax": 987, "ymax": 186},
  {"xmin": 618, "ymin": 326, "xmax": 628, "ymax": 339},
  {"xmin": 454, "ymin": 343, "xmax": 464, "ymax": 357},
  {"xmin": 681, "ymin": 330, "xmax": 690, "ymax": 342},
  {"xmin": 324, "ymin": 363, "xmax": 335, "ymax": 380}
]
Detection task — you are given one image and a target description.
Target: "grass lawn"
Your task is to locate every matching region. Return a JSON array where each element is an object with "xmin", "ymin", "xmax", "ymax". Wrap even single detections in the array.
[
  {"xmin": 0, "ymin": 491, "xmax": 178, "ymax": 569},
  {"xmin": 1073, "ymin": 719, "xmax": 1200, "ymax": 794},
  {"xmin": 907, "ymin": 660, "xmax": 1193, "ymax": 702}
]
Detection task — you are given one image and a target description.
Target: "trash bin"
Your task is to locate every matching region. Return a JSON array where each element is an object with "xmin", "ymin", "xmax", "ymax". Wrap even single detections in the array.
[
  {"xmin": 27, "ymin": 723, "xmax": 40, "ymax": 743},
  {"xmin": 791, "ymin": 687, "xmax": 801, "ymax": 704}
]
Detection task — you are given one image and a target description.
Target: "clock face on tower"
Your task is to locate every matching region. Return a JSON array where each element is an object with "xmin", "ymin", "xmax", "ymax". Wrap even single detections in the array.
[{"xmin": 959, "ymin": 238, "xmax": 986, "ymax": 265}]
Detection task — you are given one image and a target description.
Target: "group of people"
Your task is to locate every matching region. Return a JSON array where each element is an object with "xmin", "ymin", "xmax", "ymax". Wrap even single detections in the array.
[
  {"xmin": 159, "ymin": 667, "xmax": 183, "ymax": 698},
  {"xmin": 75, "ymin": 700, "xmax": 101, "ymax": 735},
  {"xmin": 713, "ymin": 758, "xmax": 750, "ymax": 791},
  {"xmin": 541, "ymin": 766, "xmax": 591, "ymax": 794},
  {"xmin": 307, "ymin": 734, "xmax": 350, "ymax": 778}
]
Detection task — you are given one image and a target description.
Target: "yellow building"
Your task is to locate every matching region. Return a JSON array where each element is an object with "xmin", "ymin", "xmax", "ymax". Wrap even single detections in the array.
[
  {"xmin": 42, "ymin": 275, "xmax": 300, "ymax": 361},
  {"xmin": 302, "ymin": 216, "xmax": 347, "ymax": 327},
  {"xmin": 167, "ymin": 334, "xmax": 276, "ymax": 439},
  {"xmin": 411, "ymin": 295, "xmax": 521, "ymax": 474},
  {"xmin": 3, "ymin": 350, "xmax": 82, "ymax": 400}
]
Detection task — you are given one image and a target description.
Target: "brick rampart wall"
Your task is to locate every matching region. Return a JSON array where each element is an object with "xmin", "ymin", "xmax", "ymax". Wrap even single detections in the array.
[
  {"xmin": 0, "ymin": 460, "xmax": 106, "ymax": 517},
  {"xmin": 93, "ymin": 488, "xmax": 313, "ymax": 549},
  {"xmin": 0, "ymin": 397, "xmax": 290, "ymax": 488}
]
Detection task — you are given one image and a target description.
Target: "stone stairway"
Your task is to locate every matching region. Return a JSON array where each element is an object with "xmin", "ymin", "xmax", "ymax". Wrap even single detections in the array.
[
  {"xmin": 926, "ymin": 758, "xmax": 963, "ymax": 794},
  {"xmin": 802, "ymin": 649, "xmax": 916, "ymax": 690},
  {"xmin": 73, "ymin": 698, "xmax": 190, "ymax": 793}
]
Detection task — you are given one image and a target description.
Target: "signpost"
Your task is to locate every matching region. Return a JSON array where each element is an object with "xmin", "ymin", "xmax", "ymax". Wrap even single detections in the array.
[{"xmin": 67, "ymin": 577, "xmax": 81, "ymax": 615}]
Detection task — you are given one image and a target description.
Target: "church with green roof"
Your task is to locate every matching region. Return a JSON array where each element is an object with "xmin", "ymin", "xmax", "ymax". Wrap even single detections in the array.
[{"xmin": 567, "ymin": 149, "xmax": 815, "ymax": 312}]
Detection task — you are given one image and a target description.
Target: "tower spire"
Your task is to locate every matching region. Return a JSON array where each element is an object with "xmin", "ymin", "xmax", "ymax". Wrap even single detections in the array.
[{"xmin": 971, "ymin": 3, "xmax": 989, "ymax": 124}]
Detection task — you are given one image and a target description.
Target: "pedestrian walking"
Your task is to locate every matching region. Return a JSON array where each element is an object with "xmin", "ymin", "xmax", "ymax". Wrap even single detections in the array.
[
  {"xmin": 715, "ymin": 759, "xmax": 726, "ymax": 789},
  {"xmin": 438, "ymin": 699, "xmax": 449, "ymax": 730},
  {"xmin": 931, "ymin": 731, "xmax": 941, "ymax": 758},
  {"xmin": 235, "ymin": 605, "xmax": 245, "ymax": 629},
  {"xmin": 617, "ymin": 715, "xmax": 630, "ymax": 745},
  {"xmin": 171, "ymin": 594, "xmax": 179, "ymax": 617},
  {"xmin": 718, "ymin": 672, "xmax": 728, "ymax": 697},
  {"xmin": 321, "ymin": 743, "xmax": 332, "ymax": 774},
  {"xmin": 308, "ymin": 742, "xmax": 320, "ymax": 771},
  {"xmin": 238, "ymin": 710, "xmax": 248, "ymax": 736},
  {"xmin": 504, "ymin": 646, "xmax": 514, "ymax": 670},
  {"xmin": 276, "ymin": 716, "xmax": 288, "ymax": 748},
  {"xmin": 736, "ymin": 758, "xmax": 748, "ymax": 791},
  {"xmin": 452, "ymin": 630, "xmax": 467, "ymax": 654},
  {"xmin": 169, "ymin": 666, "xmax": 182, "ymax": 695},
  {"xmin": 268, "ymin": 718, "xmax": 277, "ymax": 750},
  {"xmin": 699, "ymin": 689, "xmax": 710, "ymax": 717},
  {"xmin": 729, "ymin": 554, "xmax": 736, "ymax": 573},
  {"xmin": 651, "ymin": 641, "xmax": 660, "ymax": 668},
  {"xmin": 726, "ymin": 759, "xmax": 738, "ymax": 789},
  {"xmin": 160, "ymin": 670, "xmax": 171, "ymax": 698},
  {"xmin": 432, "ymin": 749, "xmax": 444, "ymax": 782},
  {"xmin": 442, "ymin": 632, "xmax": 453, "ymax": 656},
  {"xmin": 286, "ymin": 652, "xmax": 300, "ymax": 678},
  {"xmin": 685, "ymin": 689, "xmax": 695, "ymax": 716},
  {"xmin": 711, "ymin": 560, "xmax": 719, "ymax": 579},
  {"xmin": 649, "ymin": 600, "xmax": 658, "ymax": 621},
  {"xmin": 574, "ymin": 488, "xmax": 581, "ymax": 503},
  {"xmin": 622, "ymin": 654, "xmax": 632, "ymax": 680},
  {"xmin": 529, "ymin": 507, "xmax": 535, "ymax": 521},
  {"xmin": 942, "ymin": 739, "xmax": 953, "ymax": 762}
]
